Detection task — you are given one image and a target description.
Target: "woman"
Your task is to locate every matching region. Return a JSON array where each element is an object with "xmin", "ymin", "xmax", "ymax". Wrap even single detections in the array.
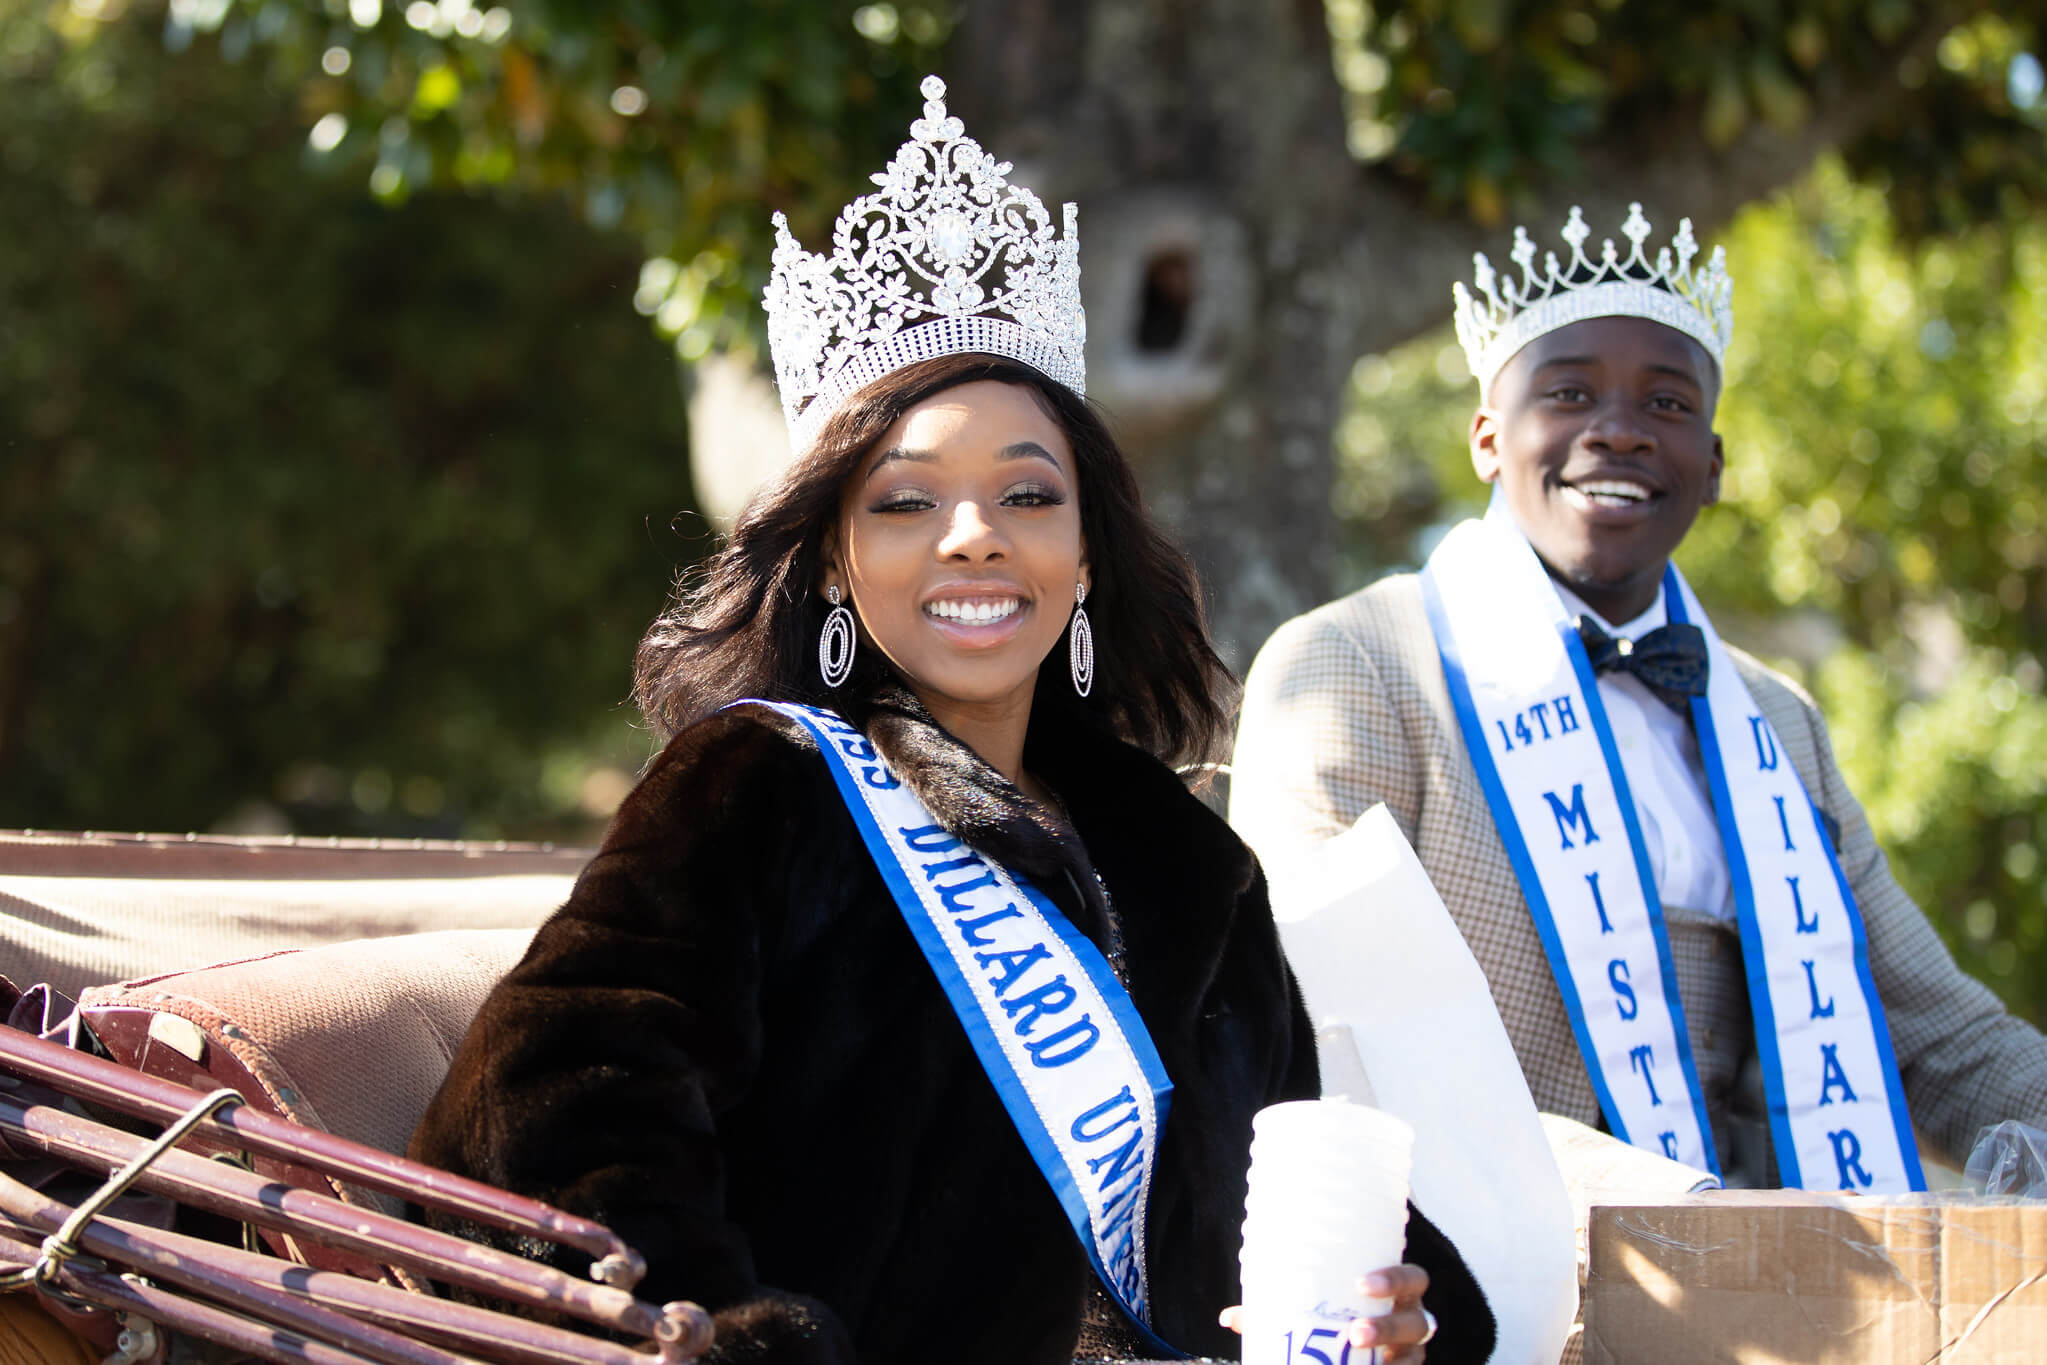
[{"xmin": 412, "ymin": 79, "xmax": 1492, "ymax": 1365}]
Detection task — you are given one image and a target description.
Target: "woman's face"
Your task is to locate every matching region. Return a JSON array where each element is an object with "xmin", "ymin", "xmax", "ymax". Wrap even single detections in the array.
[{"xmin": 829, "ymin": 380, "xmax": 1087, "ymax": 726}]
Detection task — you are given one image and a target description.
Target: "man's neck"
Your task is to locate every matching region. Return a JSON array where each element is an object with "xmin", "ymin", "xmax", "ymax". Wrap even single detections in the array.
[
  {"xmin": 1551, "ymin": 580, "xmax": 1670, "ymax": 639},
  {"xmin": 1541, "ymin": 562, "xmax": 1667, "ymax": 627}
]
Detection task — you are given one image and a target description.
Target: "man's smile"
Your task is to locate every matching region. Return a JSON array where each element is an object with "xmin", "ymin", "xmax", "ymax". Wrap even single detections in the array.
[{"xmin": 1558, "ymin": 476, "xmax": 1658, "ymax": 513}]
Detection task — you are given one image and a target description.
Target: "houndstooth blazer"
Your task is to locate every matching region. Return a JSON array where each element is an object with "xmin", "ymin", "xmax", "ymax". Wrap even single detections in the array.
[{"xmin": 1230, "ymin": 572, "xmax": 2047, "ymax": 1173}]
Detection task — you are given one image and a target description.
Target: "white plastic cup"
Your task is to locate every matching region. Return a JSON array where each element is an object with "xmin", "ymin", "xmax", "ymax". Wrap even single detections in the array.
[{"xmin": 1239, "ymin": 1100, "xmax": 1414, "ymax": 1365}]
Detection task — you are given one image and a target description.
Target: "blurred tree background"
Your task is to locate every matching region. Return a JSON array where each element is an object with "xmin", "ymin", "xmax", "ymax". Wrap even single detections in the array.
[
  {"xmin": 1, "ymin": 1, "xmax": 2043, "ymax": 1018},
  {"xmin": 0, "ymin": 0, "xmax": 702, "ymax": 840},
  {"xmin": 0, "ymin": 0, "xmax": 949, "ymax": 843}
]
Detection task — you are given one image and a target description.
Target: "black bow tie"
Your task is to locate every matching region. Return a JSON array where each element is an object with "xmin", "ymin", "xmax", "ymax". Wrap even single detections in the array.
[{"xmin": 1575, "ymin": 616, "xmax": 1709, "ymax": 716}]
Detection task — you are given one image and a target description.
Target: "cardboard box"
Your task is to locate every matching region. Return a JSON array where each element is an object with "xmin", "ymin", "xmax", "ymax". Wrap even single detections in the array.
[{"xmin": 1584, "ymin": 1192, "xmax": 2047, "ymax": 1362}]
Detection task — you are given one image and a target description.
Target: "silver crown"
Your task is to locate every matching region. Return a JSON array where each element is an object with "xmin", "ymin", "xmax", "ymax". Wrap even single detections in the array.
[
  {"xmin": 762, "ymin": 75, "xmax": 1086, "ymax": 451},
  {"xmin": 1452, "ymin": 203, "xmax": 1733, "ymax": 392}
]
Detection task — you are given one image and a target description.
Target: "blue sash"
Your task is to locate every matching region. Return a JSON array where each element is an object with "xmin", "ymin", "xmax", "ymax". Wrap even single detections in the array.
[
  {"xmin": 737, "ymin": 700, "xmax": 1184, "ymax": 1354},
  {"xmin": 1420, "ymin": 510, "xmax": 1921, "ymax": 1191}
]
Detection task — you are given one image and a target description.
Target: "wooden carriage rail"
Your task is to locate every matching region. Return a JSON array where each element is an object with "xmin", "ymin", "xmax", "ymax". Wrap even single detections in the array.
[
  {"xmin": 0, "ymin": 1027, "xmax": 641, "ymax": 1287},
  {"xmin": 0, "ymin": 1200, "xmax": 472, "ymax": 1365},
  {"xmin": 0, "ymin": 1091, "xmax": 673, "ymax": 1339},
  {"xmin": 0, "ymin": 1028, "xmax": 714, "ymax": 1364},
  {"xmin": 0, "ymin": 1234, "xmax": 390, "ymax": 1365},
  {"xmin": 0, "ymin": 1190, "xmax": 680, "ymax": 1365},
  {"xmin": 0, "ymin": 1085, "xmax": 242, "ymax": 1299}
]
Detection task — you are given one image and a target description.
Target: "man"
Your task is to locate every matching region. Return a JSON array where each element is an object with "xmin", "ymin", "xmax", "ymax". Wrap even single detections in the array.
[{"xmin": 1231, "ymin": 205, "xmax": 2047, "ymax": 1189}]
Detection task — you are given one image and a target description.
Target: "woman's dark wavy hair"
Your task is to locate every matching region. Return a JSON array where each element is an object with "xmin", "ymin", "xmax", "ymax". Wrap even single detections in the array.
[{"xmin": 633, "ymin": 353, "xmax": 1235, "ymax": 772}]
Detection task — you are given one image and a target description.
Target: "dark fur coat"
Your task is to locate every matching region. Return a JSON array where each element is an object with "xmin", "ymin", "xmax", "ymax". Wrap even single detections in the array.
[{"xmin": 410, "ymin": 688, "xmax": 1494, "ymax": 1363}]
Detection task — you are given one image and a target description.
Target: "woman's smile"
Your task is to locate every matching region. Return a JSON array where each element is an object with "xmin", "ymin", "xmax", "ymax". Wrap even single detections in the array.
[{"xmin": 922, "ymin": 590, "xmax": 1027, "ymax": 633}]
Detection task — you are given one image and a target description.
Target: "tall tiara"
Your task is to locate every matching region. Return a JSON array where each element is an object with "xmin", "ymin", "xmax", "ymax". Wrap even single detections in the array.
[
  {"xmin": 1451, "ymin": 203, "xmax": 1733, "ymax": 392},
  {"xmin": 762, "ymin": 75, "xmax": 1086, "ymax": 452}
]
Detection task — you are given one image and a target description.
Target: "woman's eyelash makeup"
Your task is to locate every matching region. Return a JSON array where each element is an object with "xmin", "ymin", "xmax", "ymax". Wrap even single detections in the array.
[
  {"xmin": 870, "ymin": 490, "xmax": 936, "ymax": 513},
  {"xmin": 865, "ymin": 483, "xmax": 1065, "ymax": 513}
]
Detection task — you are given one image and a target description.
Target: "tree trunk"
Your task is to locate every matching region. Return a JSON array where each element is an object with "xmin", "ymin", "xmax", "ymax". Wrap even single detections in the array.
[
  {"xmin": 947, "ymin": 0, "xmax": 1959, "ymax": 662},
  {"xmin": 949, "ymin": 0, "xmax": 1367, "ymax": 664}
]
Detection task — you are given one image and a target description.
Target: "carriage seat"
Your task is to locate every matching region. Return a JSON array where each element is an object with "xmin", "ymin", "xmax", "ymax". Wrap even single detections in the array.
[
  {"xmin": 73, "ymin": 927, "xmax": 536, "ymax": 1225},
  {"xmin": 0, "ymin": 829, "xmax": 579, "ymax": 997}
]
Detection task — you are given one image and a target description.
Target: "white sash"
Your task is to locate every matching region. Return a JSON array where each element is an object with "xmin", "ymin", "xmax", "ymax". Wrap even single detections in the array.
[
  {"xmin": 1420, "ymin": 510, "xmax": 1922, "ymax": 1191},
  {"xmin": 737, "ymin": 701, "xmax": 1182, "ymax": 1351}
]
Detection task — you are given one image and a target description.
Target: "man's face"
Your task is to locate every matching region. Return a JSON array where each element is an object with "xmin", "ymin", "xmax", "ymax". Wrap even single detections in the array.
[{"xmin": 1472, "ymin": 315, "xmax": 1725, "ymax": 624}]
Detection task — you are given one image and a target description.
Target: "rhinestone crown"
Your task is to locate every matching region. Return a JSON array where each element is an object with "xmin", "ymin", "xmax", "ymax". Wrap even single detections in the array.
[
  {"xmin": 763, "ymin": 76, "xmax": 1086, "ymax": 451},
  {"xmin": 1452, "ymin": 203, "xmax": 1733, "ymax": 392}
]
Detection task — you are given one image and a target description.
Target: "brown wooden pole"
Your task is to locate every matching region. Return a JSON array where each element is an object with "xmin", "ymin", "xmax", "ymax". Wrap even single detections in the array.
[
  {"xmin": 0, "ymin": 1028, "xmax": 643, "ymax": 1290},
  {"xmin": 0, "ymin": 1231, "xmax": 385, "ymax": 1365},
  {"xmin": 0, "ymin": 1094, "xmax": 709, "ymax": 1356},
  {"xmin": 0, "ymin": 1189, "xmax": 676, "ymax": 1365}
]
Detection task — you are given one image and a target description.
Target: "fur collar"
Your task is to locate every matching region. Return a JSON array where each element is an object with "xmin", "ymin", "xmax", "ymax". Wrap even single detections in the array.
[{"xmin": 756, "ymin": 683, "xmax": 1250, "ymax": 937}]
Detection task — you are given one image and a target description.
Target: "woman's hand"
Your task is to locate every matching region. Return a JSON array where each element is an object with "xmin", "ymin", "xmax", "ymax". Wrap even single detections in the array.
[{"xmin": 1219, "ymin": 1263, "xmax": 1438, "ymax": 1363}]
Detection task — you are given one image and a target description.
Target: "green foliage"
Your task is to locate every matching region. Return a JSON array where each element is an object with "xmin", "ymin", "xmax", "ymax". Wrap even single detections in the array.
[
  {"xmin": 115, "ymin": 0, "xmax": 948, "ymax": 358},
  {"xmin": 1328, "ymin": 2, "xmax": 2047, "ymax": 228},
  {"xmin": 1335, "ymin": 161, "xmax": 2047, "ymax": 1022},
  {"xmin": 0, "ymin": 1, "xmax": 696, "ymax": 838}
]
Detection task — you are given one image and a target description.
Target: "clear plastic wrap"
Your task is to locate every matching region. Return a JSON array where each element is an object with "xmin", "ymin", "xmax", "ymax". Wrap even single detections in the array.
[{"xmin": 1964, "ymin": 1118, "xmax": 2047, "ymax": 1198}]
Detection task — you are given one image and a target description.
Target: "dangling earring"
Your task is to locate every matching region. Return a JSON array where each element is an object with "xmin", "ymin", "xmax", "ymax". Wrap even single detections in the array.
[
  {"xmin": 1069, "ymin": 582, "xmax": 1094, "ymax": 698},
  {"xmin": 819, "ymin": 585, "xmax": 856, "ymax": 688}
]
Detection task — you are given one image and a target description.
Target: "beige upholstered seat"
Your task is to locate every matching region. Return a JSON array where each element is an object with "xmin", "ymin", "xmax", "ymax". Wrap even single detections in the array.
[
  {"xmin": 1, "ymin": 830, "xmax": 580, "ymax": 996},
  {"xmin": 75, "ymin": 928, "xmax": 536, "ymax": 1225}
]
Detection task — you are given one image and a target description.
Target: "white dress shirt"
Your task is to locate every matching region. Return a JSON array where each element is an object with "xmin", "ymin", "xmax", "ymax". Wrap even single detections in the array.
[{"xmin": 1551, "ymin": 582, "xmax": 1734, "ymax": 920}]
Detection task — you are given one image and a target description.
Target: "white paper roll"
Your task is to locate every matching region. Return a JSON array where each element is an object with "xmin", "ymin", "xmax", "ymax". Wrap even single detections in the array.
[{"xmin": 1264, "ymin": 804, "xmax": 1580, "ymax": 1365}]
